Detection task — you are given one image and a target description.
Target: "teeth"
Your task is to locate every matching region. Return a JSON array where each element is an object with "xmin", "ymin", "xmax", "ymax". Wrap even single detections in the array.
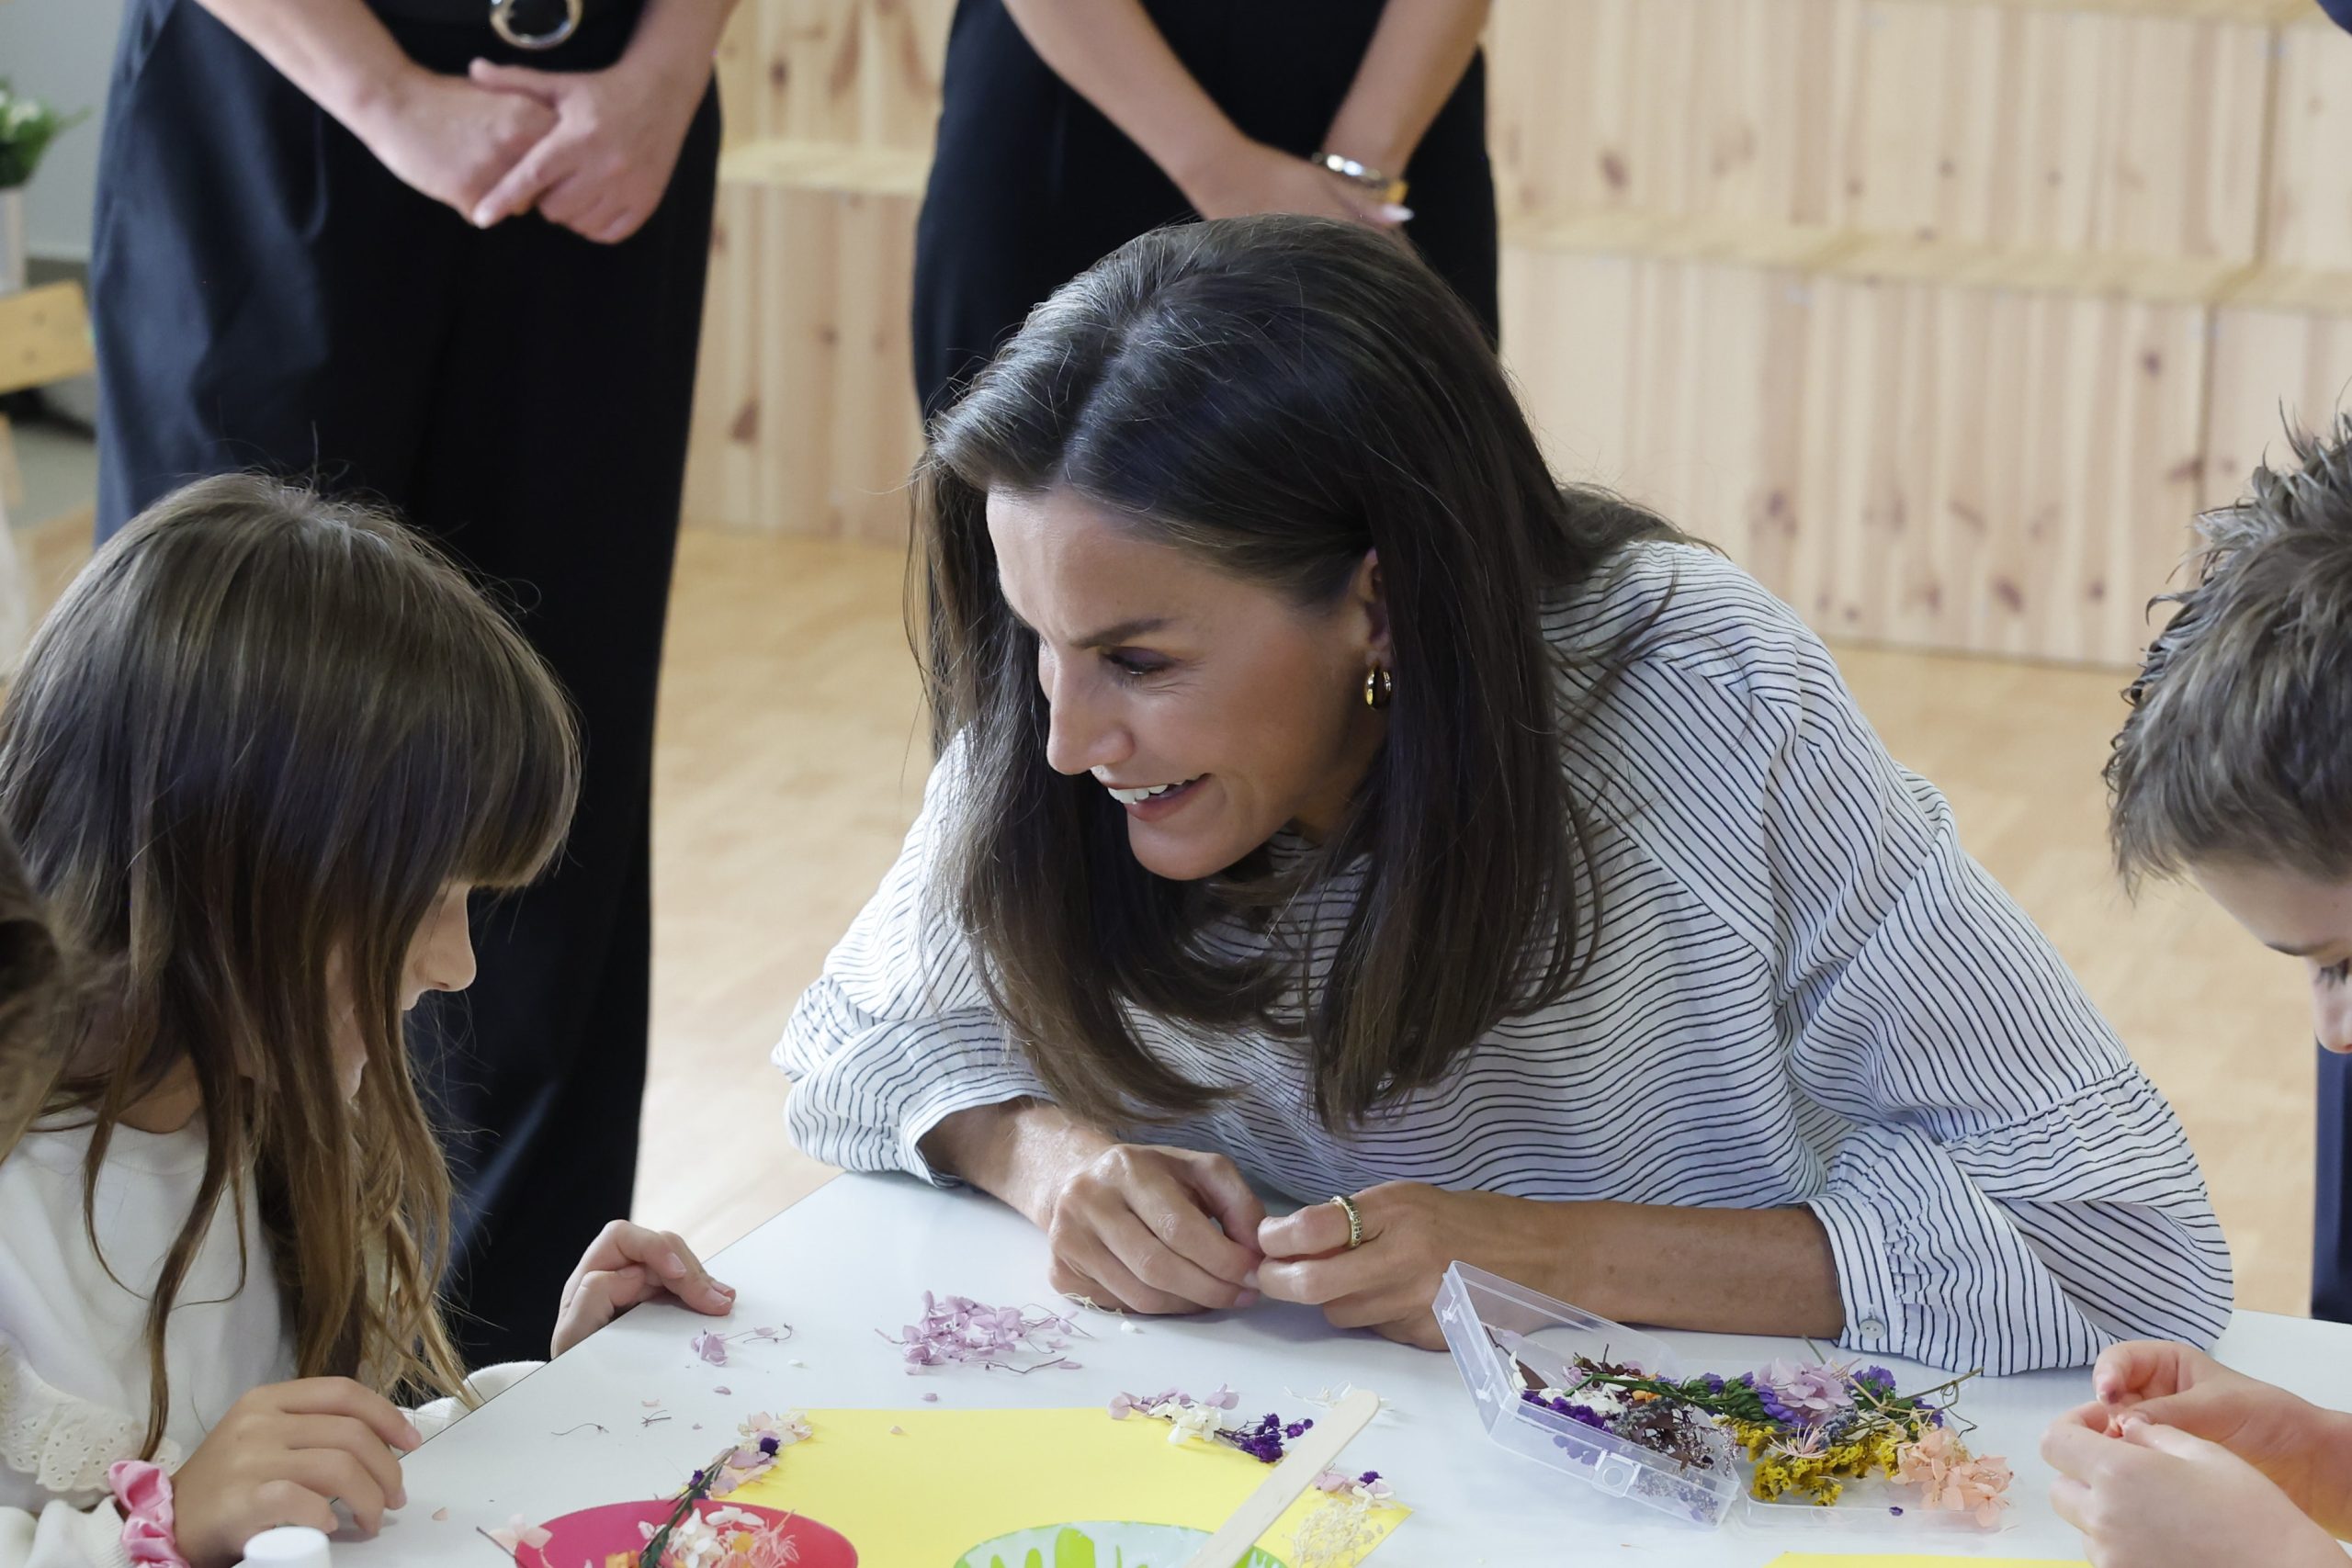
[{"xmin": 1106, "ymin": 775, "xmax": 1200, "ymax": 806}]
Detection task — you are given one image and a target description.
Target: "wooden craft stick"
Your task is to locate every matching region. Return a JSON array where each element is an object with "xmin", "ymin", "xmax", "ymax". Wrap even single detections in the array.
[{"xmin": 1182, "ymin": 1388, "xmax": 1382, "ymax": 1568}]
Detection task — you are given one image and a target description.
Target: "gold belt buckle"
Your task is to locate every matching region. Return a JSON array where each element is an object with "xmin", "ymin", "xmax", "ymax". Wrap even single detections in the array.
[{"xmin": 489, "ymin": 0, "xmax": 582, "ymax": 50}]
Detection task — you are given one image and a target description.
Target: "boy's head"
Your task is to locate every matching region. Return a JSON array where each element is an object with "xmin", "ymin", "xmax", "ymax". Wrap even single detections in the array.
[{"xmin": 2110, "ymin": 416, "xmax": 2352, "ymax": 1051}]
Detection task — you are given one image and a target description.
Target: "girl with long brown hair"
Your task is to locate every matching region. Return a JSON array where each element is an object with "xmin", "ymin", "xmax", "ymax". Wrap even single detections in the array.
[{"xmin": 0, "ymin": 476, "xmax": 733, "ymax": 1568}]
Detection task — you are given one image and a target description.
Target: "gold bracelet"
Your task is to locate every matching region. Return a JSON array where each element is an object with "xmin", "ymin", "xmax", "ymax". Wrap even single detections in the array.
[{"xmin": 1311, "ymin": 151, "xmax": 1408, "ymax": 207}]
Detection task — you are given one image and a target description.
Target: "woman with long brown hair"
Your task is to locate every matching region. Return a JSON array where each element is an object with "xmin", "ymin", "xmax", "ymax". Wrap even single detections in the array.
[
  {"xmin": 0, "ymin": 477, "xmax": 732, "ymax": 1568},
  {"xmin": 782, "ymin": 213, "xmax": 2233, "ymax": 1377}
]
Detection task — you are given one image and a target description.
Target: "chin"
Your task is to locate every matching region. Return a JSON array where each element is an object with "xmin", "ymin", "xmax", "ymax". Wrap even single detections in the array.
[{"xmin": 1125, "ymin": 821, "xmax": 1260, "ymax": 882}]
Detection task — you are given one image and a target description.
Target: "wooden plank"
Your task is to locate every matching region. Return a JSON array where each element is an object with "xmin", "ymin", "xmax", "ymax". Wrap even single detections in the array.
[
  {"xmin": 742, "ymin": 0, "xmax": 952, "ymax": 152},
  {"xmin": 1503, "ymin": 240, "xmax": 2206, "ymax": 664},
  {"xmin": 2262, "ymin": 19, "xmax": 2352, "ymax": 275},
  {"xmin": 0, "ymin": 283, "xmax": 95, "ymax": 398},
  {"xmin": 2202, "ymin": 304, "xmax": 2352, "ymax": 513},
  {"xmin": 1487, "ymin": 0, "xmax": 2270, "ymax": 266},
  {"xmin": 683, "ymin": 182, "xmax": 766, "ymax": 531},
  {"xmin": 1835, "ymin": 3, "xmax": 2268, "ymax": 264}
]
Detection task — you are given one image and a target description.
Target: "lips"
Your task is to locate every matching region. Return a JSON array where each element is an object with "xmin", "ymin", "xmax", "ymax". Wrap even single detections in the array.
[{"xmin": 1102, "ymin": 774, "xmax": 1203, "ymax": 806}]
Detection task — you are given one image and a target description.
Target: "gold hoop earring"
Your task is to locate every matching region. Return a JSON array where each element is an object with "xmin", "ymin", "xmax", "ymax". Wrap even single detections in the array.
[{"xmin": 1363, "ymin": 666, "xmax": 1393, "ymax": 709}]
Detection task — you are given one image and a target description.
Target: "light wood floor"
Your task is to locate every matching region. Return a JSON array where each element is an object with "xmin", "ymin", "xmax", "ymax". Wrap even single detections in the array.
[{"xmin": 20, "ymin": 516, "xmax": 2322, "ymax": 1317}]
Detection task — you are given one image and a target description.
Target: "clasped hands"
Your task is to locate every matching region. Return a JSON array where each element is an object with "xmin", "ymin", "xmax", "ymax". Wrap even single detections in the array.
[
  {"xmin": 1039, "ymin": 1140, "xmax": 1535, "ymax": 1351},
  {"xmin": 351, "ymin": 50, "xmax": 706, "ymax": 244}
]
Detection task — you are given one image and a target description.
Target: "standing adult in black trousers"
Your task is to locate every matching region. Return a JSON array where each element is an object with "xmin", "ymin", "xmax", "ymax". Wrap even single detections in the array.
[
  {"xmin": 90, "ymin": 0, "xmax": 729, "ymax": 1365},
  {"xmin": 912, "ymin": 0, "xmax": 1498, "ymax": 419}
]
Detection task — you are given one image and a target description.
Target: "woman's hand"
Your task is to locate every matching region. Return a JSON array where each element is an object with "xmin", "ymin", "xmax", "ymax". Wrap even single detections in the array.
[
  {"xmin": 1178, "ymin": 137, "xmax": 1411, "ymax": 230},
  {"xmin": 2042, "ymin": 1416, "xmax": 2345, "ymax": 1568},
  {"xmin": 345, "ymin": 68, "xmax": 557, "ymax": 223},
  {"xmin": 464, "ymin": 53, "xmax": 707, "ymax": 241},
  {"xmin": 167, "ymin": 1378, "xmax": 420, "ymax": 1565},
  {"xmin": 1255, "ymin": 1182, "xmax": 1535, "ymax": 1349},
  {"xmin": 551, "ymin": 1219, "xmax": 736, "ymax": 1356},
  {"xmin": 2052, "ymin": 1340, "xmax": 2352, "ymax": 1530},
  {"xmin": 1041, "ymin": 1143, "xmax": 1266, "ymax": 1314}
]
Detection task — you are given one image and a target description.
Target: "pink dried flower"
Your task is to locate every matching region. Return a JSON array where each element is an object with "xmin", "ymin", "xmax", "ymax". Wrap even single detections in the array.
[
  {"xmin": 881, "ymin": 1292, "xmax": 1088, "ymax": 1374},
  {"xmin": 692, "ymin": 1331, "xmax": 729, "ymax": 1366},
  {"xmin": 1894, "ymin": 1425, "xmax": 2012, "ymax": 1526}
]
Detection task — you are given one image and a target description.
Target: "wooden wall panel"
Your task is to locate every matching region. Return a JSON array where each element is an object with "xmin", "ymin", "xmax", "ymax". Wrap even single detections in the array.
[
  {"xmin": 714, "ymin": 0, "xmax": 953, "ymax": 152},
  {"xmin": 1834, "ymin": 3, "xmax": 2267, "ymax": 262},
  {"xmin": 684, "ymin": 184, "xmax": 923, "ymax": 543},
  {"xmin": 2263, "ymin": 19, "xmax": 2352, "ymax": 275},
  {"xmin": 1503, "ymin": 243, "xmax": 2205, "ymax": 663},
  {"xmin": 2202, "ymin": 306, "xmax": 2352, "ymax": 513},
  {"xmin": 1488, "ymin": 0, "xmax": 2269, "ymax": 265}
]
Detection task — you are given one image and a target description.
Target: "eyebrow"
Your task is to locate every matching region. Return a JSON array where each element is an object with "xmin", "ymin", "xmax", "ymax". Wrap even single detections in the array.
[{"xmin": 1002, "ymin": 605, "xmax": 1172, "ymax": 648}]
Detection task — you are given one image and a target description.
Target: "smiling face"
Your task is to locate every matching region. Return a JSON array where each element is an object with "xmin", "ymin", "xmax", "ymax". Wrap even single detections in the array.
[
  {"xmin": 2189, "ymin": 860, "xmax": 2352, "ymax": 1053},
  {"xmin": 986, "ymin": 486, "xmax": 1389, "ymax": 881}
]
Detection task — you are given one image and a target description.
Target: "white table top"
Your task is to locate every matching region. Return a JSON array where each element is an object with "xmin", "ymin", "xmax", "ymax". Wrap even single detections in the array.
[{"xmin": 346, "ymin": 1173, "xmax": 2352, "ymax": 1566}]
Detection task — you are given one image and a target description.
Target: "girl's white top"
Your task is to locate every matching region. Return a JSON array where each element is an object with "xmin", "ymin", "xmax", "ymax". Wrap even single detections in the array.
[{"xmin": 0, "ymin": 1120, "xmax": 516, "ymax": 1566}]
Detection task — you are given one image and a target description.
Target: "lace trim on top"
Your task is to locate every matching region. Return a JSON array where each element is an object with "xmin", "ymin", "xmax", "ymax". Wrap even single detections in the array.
[{"xmin": 0, "ymin": 1343, "xmax": 182, "ymax": 1503}]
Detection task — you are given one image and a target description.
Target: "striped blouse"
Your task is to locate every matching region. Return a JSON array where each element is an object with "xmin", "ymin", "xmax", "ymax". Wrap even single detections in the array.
[{"xmin": 776, "ymin": 542, "xmax": 2233, "ymax": 1375}]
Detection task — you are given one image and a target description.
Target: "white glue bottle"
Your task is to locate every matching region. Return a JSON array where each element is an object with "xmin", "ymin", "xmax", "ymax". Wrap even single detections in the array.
[{"xmin": 240, "ymin": 1526, "xmax": 333, "ymax": 1567}]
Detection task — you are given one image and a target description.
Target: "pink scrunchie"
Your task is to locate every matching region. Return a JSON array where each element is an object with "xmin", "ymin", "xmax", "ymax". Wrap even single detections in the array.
[{"xmin": 107, "ymin": 1460, "xmax": 191, "ymax": 1567}]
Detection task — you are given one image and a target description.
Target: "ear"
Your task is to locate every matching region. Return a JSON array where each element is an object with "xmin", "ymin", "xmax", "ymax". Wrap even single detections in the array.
[{"xmin": 1346, "ymin": 549, "xmax": 1390, "ymax": 664}]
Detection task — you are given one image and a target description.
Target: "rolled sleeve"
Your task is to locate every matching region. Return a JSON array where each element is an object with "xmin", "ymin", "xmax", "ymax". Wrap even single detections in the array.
[
  {"xmin": 1761, "ymin": 663, "xmax": 2232, "ymax": 1372},
  {"xmin": 774, "ymin": 739, "xmax": 1050, "ymax": 1182}
]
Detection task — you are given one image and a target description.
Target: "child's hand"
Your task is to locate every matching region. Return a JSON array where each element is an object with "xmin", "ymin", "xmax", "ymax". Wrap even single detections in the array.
[
  {"xmin": 2042, "ymin": 1416, "xmax": 2344, "ymax": 1568},
  {"xmin": 168, "ymin": 1377, "xmax": 420, "ymax": 1565},
  {"xmin": 2069, "ymin": 1338, "xmax": 2346, "ymax": 1528},
  {"xmin": 551, "ymin": 1220, "xmax": 736, "ymax": 1356}
]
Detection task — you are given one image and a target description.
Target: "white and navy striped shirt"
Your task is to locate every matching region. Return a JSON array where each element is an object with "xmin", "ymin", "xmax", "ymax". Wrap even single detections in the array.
[{"xmin": 777, "ymin": 542, "xmax": 2233, "ymax": 1375}]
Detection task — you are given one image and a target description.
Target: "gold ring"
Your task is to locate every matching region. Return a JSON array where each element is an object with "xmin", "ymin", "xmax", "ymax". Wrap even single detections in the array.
[{"xmin": 1328, "ymin": 1193, "xmax": 1364, "ymax": 1250}]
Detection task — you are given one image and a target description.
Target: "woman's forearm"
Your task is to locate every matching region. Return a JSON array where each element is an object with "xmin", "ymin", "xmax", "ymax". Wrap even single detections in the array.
[
  {"xmin": 919, "ymin": 1098, "xmax": 1112, "ymax": 1229},
  {"xmin": 1319, "ymin": 0, "xmax": 1490, "ymax": 177},
  {"xmin": 619, "ymin": 0, "xmax": 738, "ymax": 92},
  {"xmin": 190, "ymin": 0, "xmax": 419, "ymax": 130},
  {"xmin": 1541, "ymin": 1201, "xmax": 1846, "ymax": 1339},
  {"xmin": 1000, "ymin": 0, "xmax": 1243, "ymax": 196}
]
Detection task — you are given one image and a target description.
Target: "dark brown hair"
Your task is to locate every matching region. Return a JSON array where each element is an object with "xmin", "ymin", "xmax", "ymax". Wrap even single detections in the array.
[
  {"xmin": 0, "ymin": 474, "xmax": 580, "ymax": 1452},
  {"xmin": 2110, "ymin": 414, "xmax": 2352, "ymax": 885},
  {"xmin": 916, "ymin": 214, "xmax": 1670, "ymax": 1131}
]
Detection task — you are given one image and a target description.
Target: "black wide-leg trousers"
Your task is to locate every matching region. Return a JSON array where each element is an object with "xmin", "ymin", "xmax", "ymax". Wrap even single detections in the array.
[{"xmin": 91, "ymin": 0, "xmax": 720, "ymax": 1366}]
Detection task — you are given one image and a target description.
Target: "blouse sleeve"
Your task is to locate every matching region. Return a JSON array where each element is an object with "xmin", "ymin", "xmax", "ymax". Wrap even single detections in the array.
[
  {"xmin": 0, "ymin": 1502, "xmax": 129, "ymax": 1568},
  {"xmin": 1605, "ymin": 569, "xmax": 2233, "ymax": 1375},
  {"xmin": 773, "ymin": 739, "xmax": 1051, "ymax": 1182}
]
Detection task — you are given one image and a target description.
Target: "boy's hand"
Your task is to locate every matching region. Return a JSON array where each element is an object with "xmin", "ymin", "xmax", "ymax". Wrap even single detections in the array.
[
  {"xmin": 2043, "ymin": 1416, "xmax": 2344, "ymax": 1568},
  {"xmin": 168, "ymin": 1378, "xmax": 419, "ymax": 1566},
  {"xmin": 2067, "ymin": 1338, "xmax": 2351, "ymax": 1529},
  {"xmin": 551, "ymin": 1220, "xmax": 735, "ymax": 1356}
]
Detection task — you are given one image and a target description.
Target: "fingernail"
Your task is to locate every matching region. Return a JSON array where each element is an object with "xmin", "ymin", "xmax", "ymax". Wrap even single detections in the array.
[
  {"xmin": 1236, "ymin": 1291, "xmax": 1260, "ymax": 1308},
  {"xmin": 663, "ymin": 1251, "xmax": 688, "ymax": 1277},
  {"xmin": 718, "ymin": 1281, "xmax": 737, "ymax": 1297},
  {"xmin": 1242, "ymin": 1268, "xmax": 1261, "ymax": 1291},
  {"xmin": 1382, "ymin": 204, "xmax": 1414, "ymax": 222}
]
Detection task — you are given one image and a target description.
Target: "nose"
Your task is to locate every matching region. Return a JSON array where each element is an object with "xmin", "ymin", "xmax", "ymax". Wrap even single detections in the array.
[
  {"xmin": 2319, "ymin": 980, "xmax": 2352, "ymax": 1055},
  {"xmin": 1039, "ymin": 653, "xmax": 1131, "ymax": 779},
  {"xmin": 417, "ymin": 901, "xmax": 479, "ymax": 998}
]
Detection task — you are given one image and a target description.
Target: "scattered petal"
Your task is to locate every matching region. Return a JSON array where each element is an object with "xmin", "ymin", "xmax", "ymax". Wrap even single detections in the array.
[
  {"xmin": 714, "ymin": 1385, "xmax": 731, "ymax": 1396},
  {"xmin": 692, "ymin": 1330, "xmax": 729, "ymax": 1366},
  {"xmin": 922, "ymin": 1392, "xmax": 939, "ymax": 1403},
  {"xmin": 430, "ymin": 1507, "xmax": 449, "ymax": 1522}
]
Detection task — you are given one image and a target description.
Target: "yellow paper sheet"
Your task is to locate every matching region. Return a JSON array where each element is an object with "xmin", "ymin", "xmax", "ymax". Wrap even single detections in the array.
[
  {"xmin": 1764, "ymin": 1556, "xmax": 2089, "ymax": 1567},
  {"xmin": 728, "ymin": 1407, "xmax": 1406, "ymax": 1567}
]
